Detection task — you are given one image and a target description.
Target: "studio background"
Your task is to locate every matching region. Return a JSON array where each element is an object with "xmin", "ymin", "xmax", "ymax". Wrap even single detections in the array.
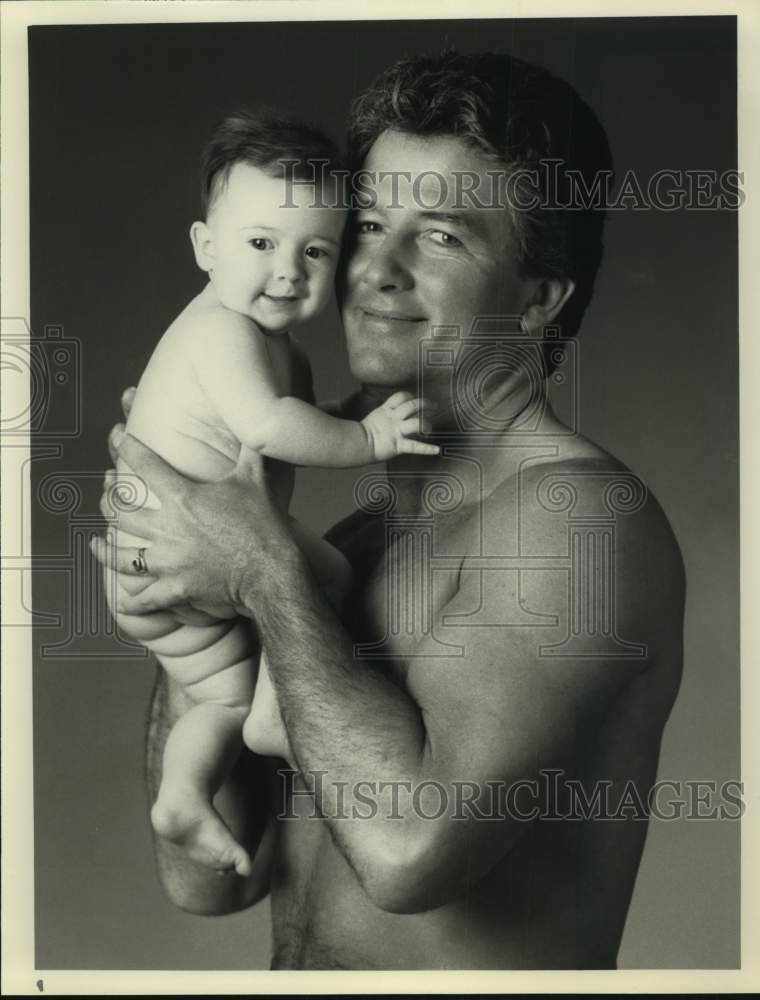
[{"xmin": 29, "ymin": 16, "xmax": 739, "ymax": 969}]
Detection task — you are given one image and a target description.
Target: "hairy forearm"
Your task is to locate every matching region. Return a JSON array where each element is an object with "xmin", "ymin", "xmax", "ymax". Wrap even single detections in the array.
[
  {"xmin": 256, "ymin": 396, "xmax": 372, "ymax": 466},
  {"xmin": 146, "ymin": 669, "xmax": 273, "ymax": 913},
  {"xmin": 240, "ymin": 550, "xmax": 428, "ymax": 890}
]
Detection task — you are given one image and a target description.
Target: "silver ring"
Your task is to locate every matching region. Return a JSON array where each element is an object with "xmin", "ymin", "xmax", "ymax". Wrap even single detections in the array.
[{"xmin": 132, "ymin": 547, "xmax": 149, "ymax": 575}]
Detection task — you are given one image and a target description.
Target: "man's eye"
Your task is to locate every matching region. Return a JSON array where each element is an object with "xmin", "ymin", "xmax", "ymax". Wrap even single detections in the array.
[
  {"xmin": 249, "ymin": 238, "xmax": 273, "ymax": 250},
  {"xmin": 429, "ymin": 230, "xmax": 463, "ymax": 247},
  {"xmin": 356, "ymin": 220, "xmax": 382, "ymax": 235},
  {"xmin": 305, "ymin": 246, "xmax": 328, "ymax": 260}
]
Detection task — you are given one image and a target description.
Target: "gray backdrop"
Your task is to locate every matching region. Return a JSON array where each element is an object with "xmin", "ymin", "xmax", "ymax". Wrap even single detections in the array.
[{"xmin": 29, "ymin": 16, "xmax": 739, "ymax": 969}]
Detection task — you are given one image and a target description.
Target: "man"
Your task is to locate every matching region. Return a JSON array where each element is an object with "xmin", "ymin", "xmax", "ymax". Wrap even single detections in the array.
[{"xmin": 94, "ymin": 51, "xmax": 685, "ymax": 969}]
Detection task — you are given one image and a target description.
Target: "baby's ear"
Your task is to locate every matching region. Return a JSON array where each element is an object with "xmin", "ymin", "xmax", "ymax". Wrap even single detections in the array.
[{"xmin": 189, "ymin": 221, "xmax": 215, "ymax": 272}]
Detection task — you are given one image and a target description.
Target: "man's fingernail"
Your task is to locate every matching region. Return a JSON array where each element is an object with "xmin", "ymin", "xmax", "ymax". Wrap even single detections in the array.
[{"xmin": 111, "ymin": 428, "xmax": 125, "ymax": 447}]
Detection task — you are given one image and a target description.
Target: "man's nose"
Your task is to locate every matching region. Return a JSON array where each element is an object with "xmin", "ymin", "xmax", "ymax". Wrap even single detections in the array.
[{"xmin": 361, "ymin": 234, "xmax": 414, "ymax": 292}]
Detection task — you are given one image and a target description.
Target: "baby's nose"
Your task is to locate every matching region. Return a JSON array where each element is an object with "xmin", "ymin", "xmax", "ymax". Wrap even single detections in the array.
[{"xmin": 275, "ymin": 250, "xmax": 305, "ymax": 283}]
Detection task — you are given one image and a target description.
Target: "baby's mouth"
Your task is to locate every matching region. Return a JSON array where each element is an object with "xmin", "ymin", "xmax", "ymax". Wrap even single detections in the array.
[{"xmin": 263, "ymin": 293, "xmax": 300, "ymax": 303}]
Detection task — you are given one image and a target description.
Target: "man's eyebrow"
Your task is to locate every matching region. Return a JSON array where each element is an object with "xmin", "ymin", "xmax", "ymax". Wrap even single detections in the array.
[{"xmin": 417, "ymin": 210, "xmax": 486, "ymax": 233}]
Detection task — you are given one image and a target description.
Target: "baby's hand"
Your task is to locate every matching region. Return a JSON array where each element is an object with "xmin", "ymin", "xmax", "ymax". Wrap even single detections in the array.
[{"xmin": 361, "ymin": 391, "xmax": 440, "ymax": 461}]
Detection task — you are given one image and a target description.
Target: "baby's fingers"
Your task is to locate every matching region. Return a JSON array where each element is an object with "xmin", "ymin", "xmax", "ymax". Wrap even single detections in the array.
[
  {"xmin": 398, "ymin": 438, "xmax": 440, "ymax": 456},
  {"xmin": 383, "ymin": 390, "xmax": 415, "ymax": 410},
  {"xmin": 392, "ymin": 398, "xmax": 424, "ymax": 420},
  {"xmin": 400, "ymin": 415, "xmax": 436, "ymax": 438},
  {"xmin": 393, "ymin": 396, "xmax": 439, "ymax": 421}
]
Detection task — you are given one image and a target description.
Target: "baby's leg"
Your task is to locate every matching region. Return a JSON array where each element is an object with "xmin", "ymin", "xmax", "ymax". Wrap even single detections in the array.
[
  {"xmin": 108, "ymin": 459, "xmax": 258, "ymax": 870},
  {"xmin": 151, "ymin": 626, "xmax": 258, "ymax": 874},
  {"xmin": 151, "ymin": 700, "xmax": 252, "ymax": 875},
  {"xmin": 243, "ymin": 522, "xmax": 352, "ymax": 765}
]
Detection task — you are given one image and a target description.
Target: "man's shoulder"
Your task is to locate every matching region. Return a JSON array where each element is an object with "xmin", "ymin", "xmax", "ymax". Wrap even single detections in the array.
[
  {"xmin": 475, "ymin": 437, "xmax": 682, "ymax": 587},
  {"xmin": 482, "ymin": 444, "xmax": 685, "ymax": 639}
]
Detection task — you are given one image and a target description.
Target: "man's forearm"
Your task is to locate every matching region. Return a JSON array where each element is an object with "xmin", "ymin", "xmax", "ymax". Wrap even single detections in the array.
[
  {"xmin": 146, "ymin": 668, "xmax": 274, "ymax": 914},
  {"xmin": 240, "ymin": 550, "xmax": 428, "ymax": 893}
]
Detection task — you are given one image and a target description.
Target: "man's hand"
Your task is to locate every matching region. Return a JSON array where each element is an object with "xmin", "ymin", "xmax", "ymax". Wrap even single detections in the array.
[
  {"xmin": 107, "ymin": 386, "xmax": 137, "ymax": 463},
  {"xmin": 92, "ymin": 434, "xmax": 298, "ymax": 618},
  {"xmin": 361, "ymin": 391, "xmax": 439, "ymax": 460}
]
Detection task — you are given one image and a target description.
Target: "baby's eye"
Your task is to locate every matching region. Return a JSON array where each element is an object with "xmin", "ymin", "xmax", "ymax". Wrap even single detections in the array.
[
  {"xmin": 249, "ymin": 237, "xmax": 273, "ymax": 251},
  {"xmin": 305, "ymin": 246, "xmax": 329, "ymax": 260},
  {"xmin": 428, "ymin": 230, "xmax": 463, "ymax": 248}
]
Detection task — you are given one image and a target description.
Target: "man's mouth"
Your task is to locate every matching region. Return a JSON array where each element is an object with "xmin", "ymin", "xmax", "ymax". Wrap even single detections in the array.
[{"xmin": 359, "ymin": 305, "xmax": 425, "ymax": 323}]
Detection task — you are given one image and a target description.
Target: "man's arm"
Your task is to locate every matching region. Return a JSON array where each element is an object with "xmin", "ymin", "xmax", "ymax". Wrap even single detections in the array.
[
  {"xmin": 146, "ymin": 668, "xmax": 277, "ymax": 915},
  {"xmin": 234, "ymin": 471, "xmax": 684, "ymax": 914},
  {"xmin": 95, "ymin": 440, "xmax": 684, "ymax": 915}
]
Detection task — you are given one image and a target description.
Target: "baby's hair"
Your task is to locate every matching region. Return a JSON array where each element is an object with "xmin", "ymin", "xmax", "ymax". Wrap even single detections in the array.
[{"xmin": 201, "ymin": 107, "xmax": 345, "ymax": 217}]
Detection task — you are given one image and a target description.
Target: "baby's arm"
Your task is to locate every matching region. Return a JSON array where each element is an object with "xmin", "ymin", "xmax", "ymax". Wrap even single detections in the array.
[{"xmin": 190, "ymin": 310, "xmax": 438, "ymax": 465}]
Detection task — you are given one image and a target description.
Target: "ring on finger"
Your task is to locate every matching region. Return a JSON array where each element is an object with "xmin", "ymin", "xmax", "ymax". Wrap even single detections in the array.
[{"xmin": 132, "ymin": 547, "xmax": 149, "ymax": 575}]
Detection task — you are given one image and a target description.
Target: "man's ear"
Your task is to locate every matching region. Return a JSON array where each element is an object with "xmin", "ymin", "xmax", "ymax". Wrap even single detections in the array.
[
  {"xmin": 190, "ymin": 221, "xmax": 215, "ymax": 272},
  {"xmin": 521, "ymin": 277, "xmax": 576, "ymax": 333}
]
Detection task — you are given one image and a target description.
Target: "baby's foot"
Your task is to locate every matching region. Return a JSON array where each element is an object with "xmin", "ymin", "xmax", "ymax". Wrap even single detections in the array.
[{"xmin": 151, "ymin": 790, "xmax": 252, "ymax": 877}]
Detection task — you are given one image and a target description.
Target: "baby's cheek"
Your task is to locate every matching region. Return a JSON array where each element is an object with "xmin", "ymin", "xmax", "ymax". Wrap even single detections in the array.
[{"xmin": 309, "ymin": 274, "xmax": 336, "ymax": 312}]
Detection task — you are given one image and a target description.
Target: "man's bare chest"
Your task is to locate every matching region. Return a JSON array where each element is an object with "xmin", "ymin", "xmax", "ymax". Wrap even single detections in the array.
[{"xmin": 350, "ymin": 505, "xmax": 478, "ymax": 682}]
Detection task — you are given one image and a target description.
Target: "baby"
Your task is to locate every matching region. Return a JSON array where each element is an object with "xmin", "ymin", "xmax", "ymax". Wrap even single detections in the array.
[{"xmin": 108, "ymin": 110, "xmax": 437, "ymax": 878}]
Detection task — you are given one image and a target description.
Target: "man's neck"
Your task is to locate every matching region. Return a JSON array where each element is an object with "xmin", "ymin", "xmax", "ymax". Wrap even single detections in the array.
[{"xmin": 382, "ymin": 415, "xmax": 565, "ymax": 520}]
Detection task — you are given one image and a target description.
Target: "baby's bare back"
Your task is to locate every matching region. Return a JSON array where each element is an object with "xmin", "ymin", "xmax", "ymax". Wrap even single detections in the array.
[{"xmin": 126, "ymin": 286, "xmax": 295, "ymax": 505}]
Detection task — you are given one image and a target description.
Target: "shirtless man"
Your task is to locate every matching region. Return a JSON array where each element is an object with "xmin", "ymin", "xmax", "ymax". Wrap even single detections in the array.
[{"xmin": 94, "ymin": 51, "xmax": 685, "ymax": 969}]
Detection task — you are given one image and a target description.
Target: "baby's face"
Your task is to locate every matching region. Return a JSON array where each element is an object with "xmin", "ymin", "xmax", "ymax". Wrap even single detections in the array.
[{"xmin": 196, "ymin": 162, "xmax": 347, "ymax": 333}]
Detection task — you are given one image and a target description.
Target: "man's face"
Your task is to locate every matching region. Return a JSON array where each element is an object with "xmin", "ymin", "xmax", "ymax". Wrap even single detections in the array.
[
  {"xmin": 340, "ymin": 130, "xmax": 532, "ymax": 392},
  {"xmin": 198, "ymin": 163, "xmax": 346, "ymax": 333}
]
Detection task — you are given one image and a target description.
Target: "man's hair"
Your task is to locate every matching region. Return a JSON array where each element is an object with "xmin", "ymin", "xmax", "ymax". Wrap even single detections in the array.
[
  {"xmin": 201, "ymin": 107, "xmax": 344, "ymax": 217},
  {"xmin": 348, "ymin": 51, "xmax": 614, "ymax": 339}
]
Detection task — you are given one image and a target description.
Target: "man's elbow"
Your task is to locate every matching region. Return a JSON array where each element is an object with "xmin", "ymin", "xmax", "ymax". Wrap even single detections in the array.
[
  {"xmin": 356, "ymin": 820, "xmax": 524, "ymax": 915},
  {"xmin": 357, "ymin": 837, "xmax": 456, "ymax": 915},
  {"xmin": 363, "ymin": 875, "xmax": 436, "ymax": 915}
]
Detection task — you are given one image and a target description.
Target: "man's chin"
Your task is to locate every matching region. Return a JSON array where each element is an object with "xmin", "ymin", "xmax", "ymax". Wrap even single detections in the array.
[{"xmin": 346, "ymin": 351, "xmax": 418, "ymax": 391}]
